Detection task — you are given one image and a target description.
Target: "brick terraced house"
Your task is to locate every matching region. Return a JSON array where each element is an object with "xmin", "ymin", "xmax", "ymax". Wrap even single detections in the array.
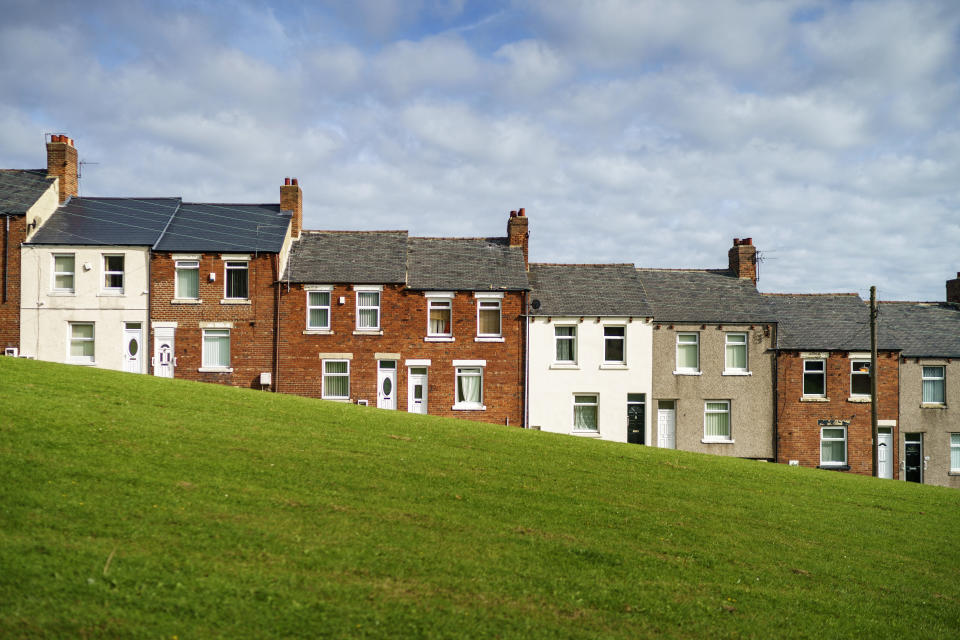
[
  {"xmin": 275, "ymin": 210, "xmax": 530, "ymax": 425},
  {"xmin": 767, "ymin": 293, "xmax": 900, "ymax": 478}
]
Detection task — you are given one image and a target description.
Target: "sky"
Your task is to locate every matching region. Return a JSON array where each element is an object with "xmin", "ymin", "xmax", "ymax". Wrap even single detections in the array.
[{"xmin": 1, "ymin": 0, "xmax": 959, "ymax": 300}]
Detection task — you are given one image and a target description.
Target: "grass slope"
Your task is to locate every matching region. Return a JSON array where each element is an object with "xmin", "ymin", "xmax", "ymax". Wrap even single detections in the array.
[{"xmin": 1, "ymin": 357, "xmax": 959, "ymax": 639}]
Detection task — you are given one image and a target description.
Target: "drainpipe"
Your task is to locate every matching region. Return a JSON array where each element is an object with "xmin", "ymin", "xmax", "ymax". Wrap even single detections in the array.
[
  {"xmin": 273, "ymin": 253, "xmax": 281, "ymax": 393},
  {"xmin": 523, "ymin": 290, "xmax": 529, "ymax": 429},
  {"xmin": 3, "ymin": 215, "xmax": 8, "ymax": 304}
]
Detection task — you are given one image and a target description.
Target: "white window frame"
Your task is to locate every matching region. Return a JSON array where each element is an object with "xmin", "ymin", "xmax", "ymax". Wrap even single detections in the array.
[
  {"xmin": 554, "ymin": 324, "xmax": 577, "ymax": 364},
  {"xmin": 476, "ymin": 297, "xmax": 502, "ymax": 338},
  {"xmin": 703, "ymin": 400, "xmax": 731, "ymax": 442},
  {"xmin": 102, "ymin": 254, "xmax": 124, "ymax": 293},
  {"xmin": 850, "ymin": 359, "xmax": 871, "ymax": 398},
  {"xmin": 68, "ymin": 322, "xmax": 95, "ymax": 363},
  {"xmin": 922, "ymin": 365, "xmax": 946, "ymax": 405},
  {"xmin": 425, "ymin": 292, "xmax": 455, "ymax": 340},
  {"xmin": 175, "ymin": 260, "xmax": 200, "ymax": 300},
  {"xmin": 603, "ymin": 325, "xmax": 626, "ymax": 365},
  {"xmin": 820, "ymin": 426, "xmax": 847, "ymax": 467},
  {"xmin": 675, "ymin": 332, "xmax": 699, "ymax": 373},
  {"xmin": 306, "ymin": 289, "xmax": 332, "ymax": 330},
  {"xmin": 803, "ymin": 359, "xmax": 827, "ymax": 397},
  {"xmin": 354, "ymin": 286, "xmax": 381, "ymax": 331},
  {"xmin": 950, "ymin": 433, "xmax": 960, "ymax": 473},
  {"xmin": 724, "ymin": 332, "xmax": 748, "ymax": 373},
  {"xmin": 322, "ymin": 359, "xmax": 351, "ymax": 400},
  {"xmin": 224, "ymin": 260, "xmax": 250, "ymax": 300},
  {"xmin": 573, "ymin": 394, "xmax": 599, "ymax": 432},
  {"xmin": 453, "ymin": 361, "xmax": 485, "ymax": 410},
  {"xmin": 201, "ymin": 328, "xmax": 231, "ymax": 371},
  {"xmin": 52, "ymin": 253, "xmax": 75, "ymax": 293}
]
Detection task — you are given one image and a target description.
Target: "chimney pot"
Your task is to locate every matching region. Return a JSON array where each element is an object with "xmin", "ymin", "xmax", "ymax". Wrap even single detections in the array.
[
  {"xmin": 519, "ymin": 207, "xmax": 525, "ymax": 216},
  {"xmin": 292, "ymin": 178, "xmax": 298, "ymax": 186},
  {"xmin": 284, "ymin": 177, "xmax": 291, "ymax": 186},
  {"xmin": 744, "ymin": 237, "xmax": 752, "ymax": 245},
  {"xmin": 510, "ymin": 211, "xmax": 517, "ymax": 217}
]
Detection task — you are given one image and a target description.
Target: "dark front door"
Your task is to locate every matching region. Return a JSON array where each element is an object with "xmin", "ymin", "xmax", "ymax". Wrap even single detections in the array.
[
  {"xmin": 905, "ymin": 435, "xmax": 922, "ymax": 483},
  {"xmin": 627, "ymin": 394, "xmax": 645, "ymax": 445}
]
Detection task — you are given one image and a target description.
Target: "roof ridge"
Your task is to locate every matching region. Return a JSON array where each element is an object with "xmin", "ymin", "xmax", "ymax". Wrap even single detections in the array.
[
  {"xmin": 531, "ymin": 262, "xmax": 635, "ymax": 267},
  {"xmin": 411, "ymin": 235, "xmax": 508, "ymax": 241},
  {"xmin": 763, "ymin": 292, "xmax": 861, "ymax": 297},
  {"xmin": 303, "ymin": 229, "xmax": 409, "ymax": 234},
  {"xmin": 635, "ymin": 267, "xmax": 729, "ymax": 273}
]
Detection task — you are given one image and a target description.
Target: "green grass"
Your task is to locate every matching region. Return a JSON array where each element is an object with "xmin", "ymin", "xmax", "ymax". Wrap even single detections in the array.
[{"xmin": 1, "ymin": 358, "xmax": 959, "ymax": 638}]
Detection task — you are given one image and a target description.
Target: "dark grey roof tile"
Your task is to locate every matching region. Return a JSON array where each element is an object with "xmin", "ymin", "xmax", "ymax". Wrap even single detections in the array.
[
  {"xmin": 29, "ymin": 197, "xmax": 180, "ymax": 246},
  {"xmin": 528, "ymin": 263, "xmax": 652, "ymax": 316},
  {"xmin": 765, "ymin": 293, "xmax": 898, "ymax": 351},
  {"xmin": 636, "ymin": 269, "xmax": 776, "ymax": 323},
  {"xmin": 406, "ymin": 237, "xmax": 528, "ymax": 291},
  {"xmin": 154, "ymin": 202, "xmax": 290, "ymax": 252},
  {"xmin": 283, "ymin": 231, "xmax": 408, "ymax": 283},
  {"xmin": 0, "ymin": 170, "xmax": 55, "ymax": 216},
  {"xmin": 878, "ymin": 302, "xmax": 960, "ymax": 357}
]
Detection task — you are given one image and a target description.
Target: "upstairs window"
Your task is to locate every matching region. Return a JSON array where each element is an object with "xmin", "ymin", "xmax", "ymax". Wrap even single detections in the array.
[
  {"xmin": 922, "ymin": 366, "xmax": 945, "ymax": 404},
  {"xmin": 225, "ymin": 261, "xmax": 249, "ymax": 299},
  {"xmin": 850, "ymin": 360, "xmax": 871, "ymax": 397},
  {"xmin": 428, "ymin": 298, "xmax": 452, "ymax": 337},
  {"xmin": 724, "ymin": 333, "xmax": 747, "ymax": 372},
  {"xmin": 555, "ymin": 325, "xmax": 576, "ymax": 363},
  {"xmin": 477, "ymin": 300, "xmax": 501, "ymax": 337},
  {"xmin": 676, "ymin": 333, "xmax": 699, "ymax": 372},
  {"xmin": 356, "ymin": 291, "xmax": 380, "ymax": 330},
  {"xmin": 103, "ymin": 255, "xmax": 124, "ymax": 292},
  {"xmin": 175, "ymin": 260, "xmax": 199, "ymax": 299},
  {"xmin": 803, "ymin": 360, "xmax": 826, "ymax": 397},
  {"xmin": 53, "ymin": 254, "xmax": 75, "ymax": 292},
  {"xmin": 307, "ymin": 291, "xmax": 331, "ymax": 330},
  {"xmin": 603, "ymin": 326, "xmax": 625, "ymax": 364}
]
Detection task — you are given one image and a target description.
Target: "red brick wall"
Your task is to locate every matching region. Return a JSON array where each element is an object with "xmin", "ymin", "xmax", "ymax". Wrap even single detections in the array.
[
  {"xmin": 0, "ymin": 215, "xmax": 25, "ymax": 350},
  {"xmin": 276, "ymin": 283, "xmax": 525, "ymax": 426},
  {"xmin": 776, "ymin": 351, "xmax": 899, "ymax": 476},
  {"xmin": 149, "ymin": 252, "xmax": 278, "ymax": 388}
]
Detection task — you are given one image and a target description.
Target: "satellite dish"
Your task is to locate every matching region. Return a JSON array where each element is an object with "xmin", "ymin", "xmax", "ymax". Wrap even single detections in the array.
[{"xmin": 531, "ymin": 299, "xmax": 541, "ymax": 310}]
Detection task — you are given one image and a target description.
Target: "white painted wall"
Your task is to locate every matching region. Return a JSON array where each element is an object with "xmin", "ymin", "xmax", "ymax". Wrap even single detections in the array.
[
  {"xmin": 20, "ymin": 245, "xmax": 150, "ymax": 371},
  {"xmin": 23, "ymin": 181, "xmax": 60, "ymax": 242},
  {"xmin": 528, "ymin": 316, "xmax": 654, "ymax": 443}
]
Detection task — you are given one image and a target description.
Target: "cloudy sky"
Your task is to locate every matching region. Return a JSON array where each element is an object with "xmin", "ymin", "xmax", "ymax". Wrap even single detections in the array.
[{"xmin": 2, "ymin": 0, "xmax": 959, "ymax": 300}]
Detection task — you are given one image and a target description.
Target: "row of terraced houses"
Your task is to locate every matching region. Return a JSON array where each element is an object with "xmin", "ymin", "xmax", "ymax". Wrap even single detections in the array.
[{"xmin": 3, "ymin": 135, "xmax": 960, "ymax": 488}]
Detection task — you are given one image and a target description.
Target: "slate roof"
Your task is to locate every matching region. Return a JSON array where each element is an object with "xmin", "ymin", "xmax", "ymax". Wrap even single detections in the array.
[
  {"xmin": 0, "ymin": 170, "xmax": 55, "ymax": 215},
  {"xmin": 29, "ymin": 197, "xmax": 181, "ymax": 246},
  {"xmin": 528, "ymin": 264, "xmax": 652, "ymax": 317},
  {"xmin": 765, "ymin": 293, "xmax": 899, "ymax": 351},
  {"xmin": 283, "ymin": 231, "xmax": 408, "ymax": 284},
  {"xmin": 154, "ymin": 203, "xmax": 290, "ymax": 253},
  {"xmin": 877, "ymin": 302, "xmax": 960, "ymax": 357},
  {"xmin": 635, "ymin": 269, "xmax": 776, "ymax": 323},
  {"xmin": 405, "ymin": 237, "xmax": 529, "ymax": 291}
]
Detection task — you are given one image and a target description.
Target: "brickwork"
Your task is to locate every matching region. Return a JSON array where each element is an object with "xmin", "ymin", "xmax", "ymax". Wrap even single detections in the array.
[
  {"xmin": 0, "ymin": 214, "xmax": 25, "ymax": 350},
  {"xmin": 277, "ymin": 283, "xmax": 525, "ymax": 426},
  {"xmin": 150, "ymin": 252, "xmax": 279, "ymax": 388},
  {"xmin": 280, "ymin": 179, "xmax": 302, "ymax": 239},
  {"xmin": 507, "ymin": 209, "xmax": 529, "ymax": 267},
  {"xmin": 946, "ymin": 273, "xmax": 960, "ymax": 304},
  {"xmin": 46, "ymin": 137, "xmax": 78, "ymax": 203},
  {"xmin": 776, "ymin": 351, "xmax": 899, "ymax": 476},
  {"xmin": 728, "ymin": 238, "xmax": 757, "ymax": 283}
]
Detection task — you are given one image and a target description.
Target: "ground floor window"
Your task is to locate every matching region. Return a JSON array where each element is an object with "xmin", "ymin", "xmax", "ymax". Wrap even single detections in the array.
[
  {"xmin": 454, "ymin": 367, "xmax": 483, "ymax": 409},
  {"xmin": 820, "ymin": 426, "xmax": 847, "ymax": 466},
  {"xmin": 202, "ymin": 329, "xmax": 230, "ymax": 368},
  {"xmin": 951, "ymin": 434, "xmax": 960, "ymax": 472},
  {"xmin": 69, "ymin": 322, "xmax": 95, "ymax": 363},
  {"xmin": 703, "ymin": 400, "xmax": 730, "ymax": 441},
  {"xmin": 323, "ymin": 360, "xmax": 350, "ymax": 399},
  {"xmin": 573, "ymin": 394, "xmax": 599, "ymax": 431}
]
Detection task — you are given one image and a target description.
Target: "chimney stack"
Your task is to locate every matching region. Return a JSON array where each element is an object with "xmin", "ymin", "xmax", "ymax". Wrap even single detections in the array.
[
  {"xmin": 728, "ymin": 237, "xmax": 757, "ymax": 284},
  {"xmin": 508, "ymin": 207, "xmax": 529, "ymax": 269},
  {"xmin": 280, "ymin": 177, "xmax": 303, "ymax": 239},
  {"xmin": 46, "ymin": 134, "xmax": 78, "ymax": 203},
  {"xmin": 947, "ymin": 272, "xmax": 960, "ymax": 304}
]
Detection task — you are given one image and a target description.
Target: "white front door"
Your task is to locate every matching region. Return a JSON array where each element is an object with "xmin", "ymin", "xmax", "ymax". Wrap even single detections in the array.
[
  {"xmin": 377, "ymin": 361, "xmax": 397, "ymax": 410},
  {"xmin": 123, "ymin": 322, "xmax": 143, "ymax": 374},
  {"xmin": 878, "ymin": 428, "xmax": 893, "ymax": 479},
  {"xmin": 657, "ymin": 401, "xmax": 676, "ymax": 449},
  {"xmin": 153, "ymin": 327, "xmax": 175, "ymax": 378},
  {"xmin": 407, "ymin": 367, "xmax": 428, "ymax": 414}
]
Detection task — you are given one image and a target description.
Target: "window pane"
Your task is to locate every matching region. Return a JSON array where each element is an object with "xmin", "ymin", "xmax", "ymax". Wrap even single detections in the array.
[
  {"xmin": 55, "ymin": 255, "xmax": 74, "ymax": 272},
  {"xmin": 325, "ymin": 361, "xmax": 348, "ymax": 374},
  {"xmin": 309, "ymin": 291, "xmax": 330, "ymax": 307},
  {"xmin": 574, "ymin": 405, "xmax": 598, "ymax": 430},
  {"xmin": 325, "ymin": 374, "xmax": 348, "ymax": 397},
  {"xmin": 678, "ymin": 334, "xmax": 696, "ymax": 344},
  {"xmin": 71, "ymin": 324, "xmax": 93, "ymax": 339},
  {"xmin": 226, "ymin": 264, "xmax": 248, "ymax": 298},
  {"xmin": 479, "ymin": 308, "xmax": 500, "ymax": 334},
  {"xmin": 677, "ymin": 343, "xmax": 698, "ymax": 369},
  {"xmin": 705, "ymin": 410, "xmax": 729, "ymax": 438},
  {"xmin": 358, "ymin": 309, "xmax": 378, "ymax": 328},
  {"xmin": 358, "ymin": 292, "xmax": 379, "ymax": 306},
  {"xmin": 457, "ymin": 368, "xmax": 481, "ymax": 403},
  {"xmin": 805, "ymin": 360, "xmax": 824, "ymax": 372},
  {"xmin": 803, "ymin": 372, "xmax": 825, "ymax": 395},
  {"xmin": 309, "ymin": 308, "xmax": 329, "ymax": 328},
  {"xmin": 55, "ymin": 273, "xmax": 74, "ymax": 289},
  {"xmin": 177, "ymin": 264, "xmax": 199, "ymax": 298},
  {"xmin": 822, "ymin": 440, "xmax": 845, "ymax": 463},
  {"xmin": 430, "ymin": 308, "xmax": 450, "ymax": 334},
  {"xmin": 204, "ymin": 330, "xmax": 229, "ymax": 367},
  {"xmin": 726, "ymin": 343, "xmax": 746, "ymax": 369},
  {"xmin": 923, "ymin": 379, "xmax": 945, "ymax": 404},
  {"xmin": 605, "ymin": 339, "xmax": 624, "ymax": 362},
  {"xmin": 951, "ymin": 434, "xmax": 960, "ymax": 470},
  {"xmin": 851, "ymin": 373, "xmax": 871, "ymax": 395}
]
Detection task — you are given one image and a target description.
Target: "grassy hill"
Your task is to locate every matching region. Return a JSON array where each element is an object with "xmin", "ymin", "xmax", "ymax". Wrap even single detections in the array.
[{"xmin": 1, "ymin": 357, "xmax": 959, "ymax": 638}]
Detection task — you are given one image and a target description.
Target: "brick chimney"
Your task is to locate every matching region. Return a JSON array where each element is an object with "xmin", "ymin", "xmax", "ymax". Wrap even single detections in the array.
[
  {"xmin": 46, "ymin": 134, "xmax": 78, "ymax": 203},
  {"xmin": 947, "ymin": 273, "xmax": 960, "ymax": 304},
  {"xmin": 280, "ymin": 177, "xmax": 303, "ymax": 239},
  {"xmin": 728, "ymin": 237, "xmax": 757, "ymax": 284},
  {"xmin": 508, "ymin": 207, "xmax": 529, "ymax": 268}
]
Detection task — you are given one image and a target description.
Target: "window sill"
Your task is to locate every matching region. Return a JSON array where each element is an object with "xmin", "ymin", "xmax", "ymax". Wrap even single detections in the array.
[
  {"xmin": 99, "ymin": 291, "xmax": 124, "ymax": 297},
  {"xmin": 49, "ymin": 291, "xmax": 76, "ymax": 296},
  {"xmin": 322, "ymin": 397, "xmax": 350, "ymax": 402},
  {"xmin": 452, "ymin": 403, "xmax": 486, "ymax": 411},
  {"xmin": 817, "ymin": 464, "xmax": 850, "ymax": 471},
  {"xmin": 172, "ymin": 299, "xmax": 202, "ymax": 304},
  {"xmin": 69, "ymin": 360, "xmax": 97, "ymax": 366},
  {"xmin": 948, "ymin": 471, "xmax": 960, "ymax": 476},
  {"xmin": 673, "ymin": 370, "xmax": 702, "ymax": 376},
  {"xmin": 220, "ymin": 299, "xmax": 251, "ymax": 305},
  {"xmin": 571, "ymin": 430, "xmax": 602, "ymax": 437},
  {"xmin": 800, "ymin": 396, "xmax": 830, "ymax": 402},
  {"xmin": 702, "ymin": 438, "xmax": 735, "ymax": 444},
  {"xmin": 920, "ymin": 403, "xmax": 947, "ymax": 409},
  {"xmin": 475, "ymin": 336, "xmax": 504, "ymax": 342},
  {"xmin": 550, "ymin": 363, "xmax": 579, "ymax": 370},
  {"xmin": 847, "ymin": 396, "xmax": 871, "ymax": 403},
  {"xmin": 354, "ymin": 329, "xmax": 383, "ymax": 336},
  {"xmin": 722, "ymin": 370, "xmax": 752, "ymax": 376},
  {"xmin": 198, "ymin": 367, "xmax": 234, "ymax": 373},
  {"xmin": 599, "ymin": 363, "xmax": 628, "ymax": 370},
  {"xmin": 425, "ymin": 336, "xmax": 454, "ymax": 342},
  {"xmin": 303, "ymin": 329, "xmax": 333, "ymax": 335}
]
